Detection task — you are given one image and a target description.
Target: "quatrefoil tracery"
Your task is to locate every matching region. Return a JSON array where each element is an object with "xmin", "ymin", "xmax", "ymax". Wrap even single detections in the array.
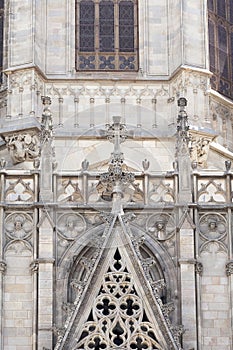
[{"xmin": 76, "ymin": 249, "xmax": 163, "ymax": 349}]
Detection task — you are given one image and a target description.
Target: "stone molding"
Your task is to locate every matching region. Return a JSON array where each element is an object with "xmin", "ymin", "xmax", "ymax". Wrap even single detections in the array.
[{"xmin": 37, "ymin": 258, "xmax": 55, "ymax": 264}]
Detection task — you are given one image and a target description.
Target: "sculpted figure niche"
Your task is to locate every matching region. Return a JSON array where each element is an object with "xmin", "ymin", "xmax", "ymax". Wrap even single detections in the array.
[
  {"xmin": 189, "ymin": 136, "xmax": 211, "ymax": 168},
  {"xmin": 5, "ymin": 133, "xmax": 40, "ymax": 164}
]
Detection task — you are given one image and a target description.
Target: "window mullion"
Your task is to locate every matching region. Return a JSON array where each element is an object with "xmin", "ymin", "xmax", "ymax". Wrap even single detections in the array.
[
  {"xmin": 115, "ymin": 0, "xmax": 119, "ymax": 69},
  {"xmin": 95, "ymin": 0, "xmax": 100, "ymax": 67},
  {"xmin": 134, "ymin": 0, "xmax": 138, "ymax": 67}
]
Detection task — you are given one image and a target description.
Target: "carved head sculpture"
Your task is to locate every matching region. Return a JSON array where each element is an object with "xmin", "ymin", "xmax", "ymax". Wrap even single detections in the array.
[
  {"xmin": 5, "ymin": 213, "xmax": 33, "ymax": 240},
  {"xmin": 156, "ymin": 221, "xmax": 165, "ymax": 231},
  {"xmin": 66, "ymin": 218, "xmax": 75, "ymax": 229},
  {"xmin": 208, "ymin": 218, "xmax": 217, "ymax": 231},
  {"xmin": 14, "ymin": 216, "xmax": 24, "ymax": 230}
]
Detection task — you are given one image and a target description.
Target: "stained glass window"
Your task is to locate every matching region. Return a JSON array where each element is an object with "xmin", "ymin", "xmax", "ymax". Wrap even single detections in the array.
[
  {"xmin": 208, "ymin": 0, "xmax": 233, "ymax": 99},
  {"xmin": 217, "ymin": 0, "xmax": 226, "ymax": 18},
  {"xmin": 208, "ymin": 0, "xmax": 214, "ymax": 12},
  {"xmin": 76, "ymin": 0, "xmax": 138, "ymax": 71},
  {"xmin": 79, "ymin": 1, "xmax": 95, "ymax": 52},
  {"xmin": 0, "ymin": 0, "xmax": 4, "ymax": 82},
  {"xmin": 119, "ymin": 1, "xmax": 134, "ymax": 52},
  {"xmin": 99, "ymin": 1, "xmax": 114, "ymax": 52}
]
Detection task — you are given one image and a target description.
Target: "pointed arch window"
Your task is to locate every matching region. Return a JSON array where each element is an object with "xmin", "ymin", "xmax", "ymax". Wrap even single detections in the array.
[
  {"xmin": 76, "ymin": 0, "xmax": 138, "ymax": 71},
  {"xmin": 208, "ymin": 0, "xmax": 233, "ymax": 99},
  {"xmin": 0, "ymin": 0, "xmax": 4, "ymax": 82}
]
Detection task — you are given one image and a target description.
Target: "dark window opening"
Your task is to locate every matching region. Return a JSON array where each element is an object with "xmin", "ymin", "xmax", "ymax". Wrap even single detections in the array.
[
  {"xmin": 208, "ymin": 0, "xmax": 233, "ymax": 100},
  {"xmin": 76, "ymin": 0, "xmax": 138, "ymax": 71}
]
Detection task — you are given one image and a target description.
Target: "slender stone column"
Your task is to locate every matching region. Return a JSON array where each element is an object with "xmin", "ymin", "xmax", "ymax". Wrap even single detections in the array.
[
  {"xmin": 37, "ymin": 97, "xmax": 55, "ymax": 349},
  {"xmin": 176, "ymin": 98, "xmax": 198, "ymax": 348},
  {"xmin": 0, "ymin": 260, "xmax": 6, "ymax": 350}
]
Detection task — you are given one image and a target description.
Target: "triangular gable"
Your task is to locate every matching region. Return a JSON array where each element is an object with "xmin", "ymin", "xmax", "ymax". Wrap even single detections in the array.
[
  {"xmin": 178, "ymin": 209, "xmax": 195, "ymax": 230},
  {"xmin": 76, "ymin": 247, "xmax": 165, "ymax": 349},
  {"xmin": 55, "ymin": 216, "xmax": 182, "ymax": 350}
]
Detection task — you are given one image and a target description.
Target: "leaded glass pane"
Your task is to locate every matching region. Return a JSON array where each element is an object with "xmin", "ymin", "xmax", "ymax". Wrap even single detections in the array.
[
  {"xmin": 218, "ymin": 25, "xmax": 227, "ymax": 52},
  {"xmin": 208, "ymin": 19, "xmax": 215, "ymax": 44},
  {"xmin": 231, "ymin": 32, "xmax": 233, "ymax": 80},
  {"xmin": 119, "ymin": 1, "xmax": 134, "ymax": 52},
  {"xmin": 209, "ymin": 44, "xmax": 216, "ymax": 72},
  {"xmin": 207, "ymin": 0, "xmax": 214, "ymax": 12},
  {"xmin": 76, "ymin": 0, "xmax": 138, "ymax": 71},
  {"xmin": 208, "ymin": 17, "xmax": 216, "ymax": 73},
  {"xmin": 218, "ymin": 25, "xmax": 228, "ymax": 79},
  {"xmin": 217, "ymin": 0, "xmax": 226, "ymax": 18},
  {"xmin": 0, "ymin": 0, "xmax": 3, "ymax": 82},
  {"xmin": 80, "ymin": 1, "xmax": 95, "ymax": 52},
  {"xmin": 99, "ymin": 1, "xmax": 114, "ymax": 52},
  {"xmin": 230, "ymin": 2, "xmax": 233, "ymax": 23},
  {"xmin": 219, "ymin": 50, "xmax": 228, "ymax": 78}
]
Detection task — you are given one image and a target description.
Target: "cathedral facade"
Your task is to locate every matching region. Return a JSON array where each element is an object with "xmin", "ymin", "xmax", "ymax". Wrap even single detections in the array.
[{"xmin": 0, "ymin": 1, "xmax": 232, "ymax": 349}]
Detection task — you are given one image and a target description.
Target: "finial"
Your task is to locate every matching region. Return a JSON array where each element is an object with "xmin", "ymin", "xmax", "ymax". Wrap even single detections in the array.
[
  {"xmin": 81, "ymin": 159, "xmax": 89, "ymax": 171},
  {"xmin": 177, "ymin": 97, "xmax": 187, "ymax": 108},
  {"xmin": 176, "ymin": 97, "xmax": 189, "ymax": 146},
  {"xmin": 41, "ymin": 96, "xmax": 53, "ymax": 138},
  {"xmin": 98, "ymin": 116, "xmax": 135, "ymax": 214},
  {"xmin": 41, "ymin": 96, "xmax": 52, "ymax": 106},
  {"xmin": 106, "ymin": 116, "xmax": 127, "ymax": 155},
  {"xmin": 0, "ymin": 158, "xmax": 6, "ymax": 169},
  {"xmin": 142, "ymin": 159, "xmax": 150, "ymax": 171},
  {"xmin": 225, "ymin": 160, "xmax": 231, "ymax": 172}
]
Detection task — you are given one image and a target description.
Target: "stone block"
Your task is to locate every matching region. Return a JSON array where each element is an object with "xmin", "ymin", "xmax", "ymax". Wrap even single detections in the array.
[
  {"xmin": 4, "ymin": 302, "xmax": 22, "ymax": 311},
  {"xmin": 203, "ymin": 337, "xmax": 217, "ymax": 346},
  {"xmin": 208, "ymin": 302, "xmax": 229, "ymax": 311},
  {"xmin": 13, "ymin": 310, "xmax": 28, "ymax": 319},
  {"xmin": 203, "ymin": 311, "xmax": 218, "ymax": 319}
]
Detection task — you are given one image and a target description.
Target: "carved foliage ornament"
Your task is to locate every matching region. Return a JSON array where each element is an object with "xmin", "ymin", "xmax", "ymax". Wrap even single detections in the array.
[
  {"xmin": 76, "ymin": 249, "xmax": 164, "ymax": 349},
  {"xmin": 5, "ymin": 133, "xmax": 40, "ymax": 164},
  {"xmin": 189, "ymin": 136, "xmax": 211, "ymax": 168}
]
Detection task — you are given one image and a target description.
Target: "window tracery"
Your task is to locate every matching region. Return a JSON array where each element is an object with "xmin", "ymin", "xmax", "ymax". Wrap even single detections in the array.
[
  {"xmin": 76, "ymin": 249, "xmax": 164, "ymax": 349},
  {"xmin": 208, "ymin": 0, "xmax": 233, "ymax": 99},
  {"xmin": 76, "ymin": 0, "xmax": 138, "ymax": 71},
  {"xmin": 0, "ymin": 0, "xmax": 4, "ymax": 82}
]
